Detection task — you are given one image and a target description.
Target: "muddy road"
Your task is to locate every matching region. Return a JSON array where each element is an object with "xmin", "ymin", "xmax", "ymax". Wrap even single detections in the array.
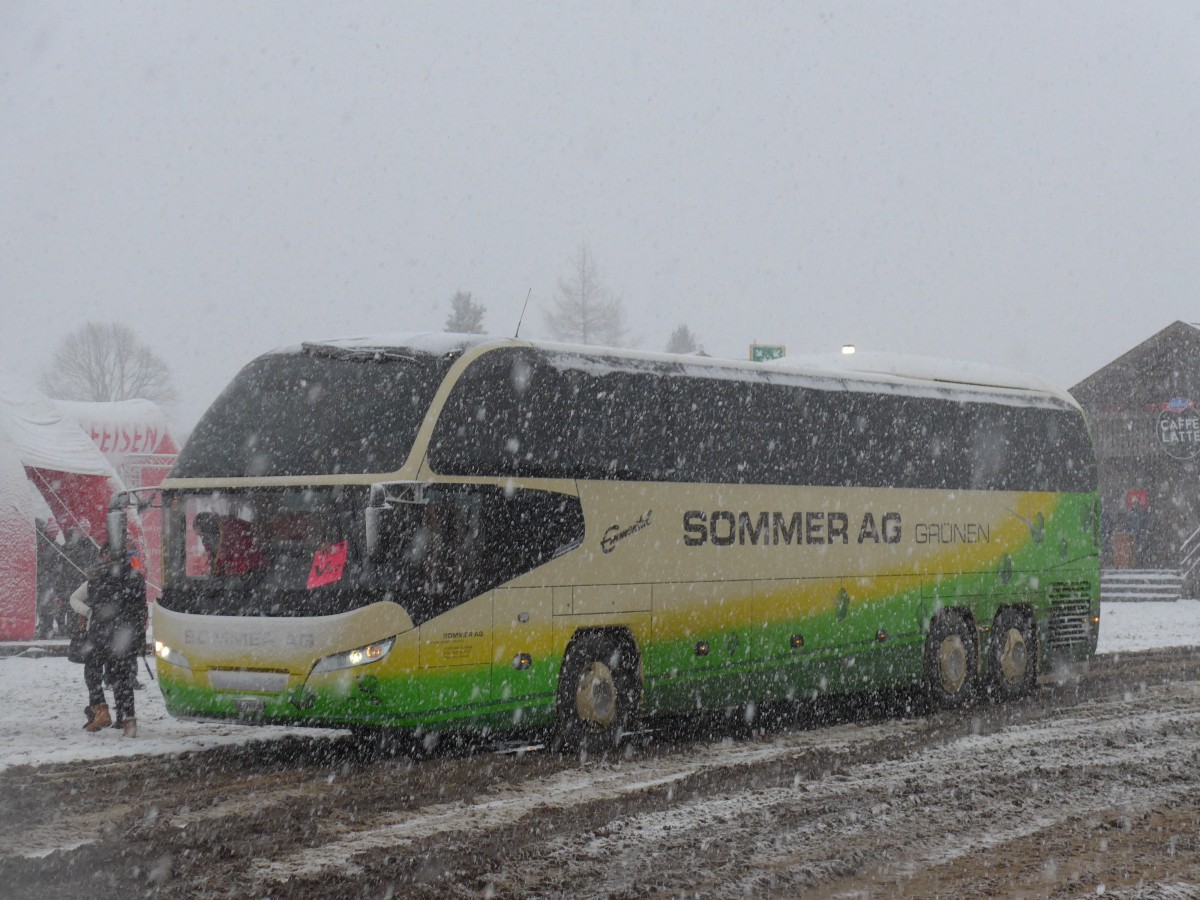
[{"xmin": 2, "ymin": 648, "xmax": 1200, "ymax": 898}]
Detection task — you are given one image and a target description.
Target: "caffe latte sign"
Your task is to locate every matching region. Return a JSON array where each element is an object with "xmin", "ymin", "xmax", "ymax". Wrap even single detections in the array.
[{"xmin": 1157, "ymin": 398, "xmax": 1200, "ymax": 459}]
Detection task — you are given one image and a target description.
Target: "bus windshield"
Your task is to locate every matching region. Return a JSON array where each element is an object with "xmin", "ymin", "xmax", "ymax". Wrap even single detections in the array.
[
  {"xmin": 172, "ymin": 346, "xmax": 454, "ymax": 478},
  {"xmin": 162, "ymin": 486, "xmax": 369, "ymax": 617},
  {"xmin": 159, "ymin": 485, "xmax": 584, "ymax": 622}
]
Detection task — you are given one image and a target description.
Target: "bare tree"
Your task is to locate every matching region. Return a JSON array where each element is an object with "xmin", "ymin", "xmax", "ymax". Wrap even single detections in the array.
[
  {"xmin": 665, "ymin": 324, "xmax": 699, "ymax": 354},
  {"xmin": 39, "ymin": 321, "xmax": 177, "ymax": 406},
  {"xmin": 444, "ymin": 291, "xmax": 487, "ymax": 333},
  {"xmin": 543, "ymin": 245, "xmax": 628, "ymax": 346}
]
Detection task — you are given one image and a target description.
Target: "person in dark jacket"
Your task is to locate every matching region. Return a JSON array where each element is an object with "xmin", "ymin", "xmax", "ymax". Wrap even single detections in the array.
[{"xmin": 70, "ymin": 545, "xmax": 147, "ymax": 737}]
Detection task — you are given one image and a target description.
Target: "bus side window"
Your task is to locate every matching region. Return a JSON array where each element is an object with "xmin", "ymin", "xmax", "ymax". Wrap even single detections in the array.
[
  {"xmin": 370, "ymin": 487, "xmax": 584, "ymax": 626},
  {"xmin": 970, "ymin": 407, "xmax": 1010, "ymax": 490}
]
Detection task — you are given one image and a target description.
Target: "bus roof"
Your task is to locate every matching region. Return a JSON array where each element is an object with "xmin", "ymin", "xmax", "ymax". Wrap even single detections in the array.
[
  {"xmin": 272, "ymin": 332, "xmax": 1080, "ymax": 412},
  {"xmin": 771, "ymin": 351, "xmax": 1070, "ymax": 398}
]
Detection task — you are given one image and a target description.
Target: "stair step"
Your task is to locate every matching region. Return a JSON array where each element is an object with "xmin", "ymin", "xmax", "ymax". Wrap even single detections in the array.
[{"xmin": 1101, "ymin": 568, "xmax": 1183, "ymax": 602}]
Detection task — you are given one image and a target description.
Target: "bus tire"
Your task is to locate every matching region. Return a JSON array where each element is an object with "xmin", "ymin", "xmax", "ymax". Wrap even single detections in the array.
[
  {"xmin": 925, "ymin": 611, "xmax": 977, "ymax": 708},
  {"xmin": 350, "ymin": 726, "xmax": 409, "ymax": 758},
  {"xmin": 988, "ymin": 608, "xmax": 1037, "ymax": 700},
  {"xmin": 351, "ymin": 726, "xmax": 433, "ymax": 760},
  {"xmin": 554, "ymin": 631, "xmax": 638, "ymax": 755}
]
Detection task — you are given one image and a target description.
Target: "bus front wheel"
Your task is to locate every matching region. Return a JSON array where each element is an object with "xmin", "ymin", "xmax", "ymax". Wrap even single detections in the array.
[
  {"xmin": 988, "ymin": 608, "xmax": 1037, "ymax": 700},
  {"xmin": 554, "ymin": 631, "xmax": 637, "ymax": 755},
  {"xmin": 925, "ymin": 611, "xmax": 977, "ymax": 708}
]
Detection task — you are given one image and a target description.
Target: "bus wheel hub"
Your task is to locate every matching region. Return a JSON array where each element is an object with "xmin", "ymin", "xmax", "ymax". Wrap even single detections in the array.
[
  {"xmin": 938, "ymin": 635, "xmax": 968, "ymax": 694},
  {"xmin": 576, "ymin": 662, "xmax": 616, "ymax": 727},
  {"xmin": 998, "ymin": 627, "xmax": 1027, "ymax": 684}
]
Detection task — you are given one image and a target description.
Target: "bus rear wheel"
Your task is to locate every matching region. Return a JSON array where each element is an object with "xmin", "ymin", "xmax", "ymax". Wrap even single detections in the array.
[
  {"xmin": 925, "ymin": 611, "xmax": 977, "ymax": 708},
  {"xmin": 554, "ymin": 631, "xmax": 637, "ymax": 756},
  {"xmin": 988, "ymin": 608, "xmax": 1037, "ymax": 700}
]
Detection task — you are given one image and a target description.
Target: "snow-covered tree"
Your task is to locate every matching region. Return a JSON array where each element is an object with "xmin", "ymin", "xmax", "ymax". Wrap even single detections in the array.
[
  {"xmin": 543, "ymin": 245, "xmax": 628, "ymax": 346},
  {"xmin": 445, "ymin": 291, "xmax": 486, "ymax": 333},
  {"xmin": 39, "ymin": 321, "xmax": 177, "ymax": 406},
  {"xmin": 665, "ymin": 324, "xmax": 699, "ymax": 354}
]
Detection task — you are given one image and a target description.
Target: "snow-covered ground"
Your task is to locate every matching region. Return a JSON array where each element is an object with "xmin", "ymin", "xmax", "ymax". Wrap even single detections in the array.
[
  {"xmin": 0, "ymin": 651, "xmax": 342, "ymax": 772},
  {"xmin": 0, "ymin": 599, "xmax": 1197, "ymax": 774},
  {"xmin": 1093, "ymin": 598, "xmax": 1200, "ymax": 653}
]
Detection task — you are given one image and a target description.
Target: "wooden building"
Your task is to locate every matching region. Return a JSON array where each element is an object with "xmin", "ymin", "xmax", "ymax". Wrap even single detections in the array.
[{"xmin": 1071, "ymin": 320, "xmax": 1200, "ymax": 577}]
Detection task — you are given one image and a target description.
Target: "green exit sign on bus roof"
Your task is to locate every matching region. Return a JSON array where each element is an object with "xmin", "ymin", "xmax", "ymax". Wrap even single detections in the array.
[{"xmin": 750, "ymin": 344, "xmax": 786, "ymax": 362}]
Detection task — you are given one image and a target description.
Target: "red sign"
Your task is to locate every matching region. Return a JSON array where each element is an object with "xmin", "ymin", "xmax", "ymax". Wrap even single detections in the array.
[
  {"xmin": 307, "ymin": 542, "xmax": 348, "ymax": 590},
  {"xmin": 88, "ymin": 422, "xmax": 166, "ymax": 455}
]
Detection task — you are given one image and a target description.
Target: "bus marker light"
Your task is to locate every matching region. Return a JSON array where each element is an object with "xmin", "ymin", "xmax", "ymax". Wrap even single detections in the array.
[
  {"xmin": 876, "ymin": 629, "xmax": 889, "ymax": 642},
  {"xmin": 790, "ymin": 634, "xmax": 805, "ymax": 650},
  {"xmin": 695, "ymin": 641, "xmax": 711, "ymax": 657},
  {"xmin": 513, "ymin": 653, "xmax": 532, "ymax": 670}
]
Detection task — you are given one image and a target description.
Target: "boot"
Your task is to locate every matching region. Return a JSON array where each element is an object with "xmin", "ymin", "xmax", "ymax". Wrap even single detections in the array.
[
  {"xmin": 85, "ymin": 704, "xmax": 111, "ymax": 733},
  {"xmin": 122, "ymin": 718, "xmax": 137, "ymax": 738},
  {"xmin": 82, "ymin": 706, "xmax": 95, "ymax": 730}
]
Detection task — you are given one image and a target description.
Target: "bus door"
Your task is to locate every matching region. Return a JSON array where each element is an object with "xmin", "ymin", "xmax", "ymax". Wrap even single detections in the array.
[
  {"xmin": 386, "ymin": 488, "xmax": 494, "ymax": 713},
  {"xmin": 491, "ymin": 586, "xmax": 555, "ymax": 722},
  {"xmin": 648, "ymin": 582, "xmax": 752, "ymax": 710}
]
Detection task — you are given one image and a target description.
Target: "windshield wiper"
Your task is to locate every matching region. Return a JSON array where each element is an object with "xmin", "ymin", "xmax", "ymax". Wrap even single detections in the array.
[{"xmin": 301, "ymin": 342, "xmax": 421, "ymax": 364}]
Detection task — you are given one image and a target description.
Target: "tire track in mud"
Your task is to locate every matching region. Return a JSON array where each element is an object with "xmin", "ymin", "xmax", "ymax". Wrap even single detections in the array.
[
  {"xmin": 247, "ymin": 718, "xmax": 928, "ymax": 885},
  {"xmin": 241, "ymin": 655, "xmax": 1200, "ymax": 898},
  {"xmin": 2, "ymin": 648, "xmax": 1200, "ymax": 898},
  {"xmin": 512, "ymin": 682, "xmax": 1200, "ymax": 898},
  {"xmin": 0, "ymin": 740, "xmax": 349, "ymax": 862},
  {"xmin": 269, "ymin": 680, "xmax": 1200, "ymax": 899}
]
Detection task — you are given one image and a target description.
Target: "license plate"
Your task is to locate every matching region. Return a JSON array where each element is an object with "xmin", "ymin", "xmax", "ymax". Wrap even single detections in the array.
[{"xmin": 234, "ymin": 698, "xmax": 265, "ymax": 717}]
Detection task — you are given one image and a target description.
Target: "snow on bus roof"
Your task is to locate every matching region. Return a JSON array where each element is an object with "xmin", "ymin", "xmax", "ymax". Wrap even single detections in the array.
[
  {"xmin": 767, "ymin": 353, "xmax": 1079, "ymax": 410},
  {"xmin": 520, "ymin": 340, "xmax": 1076, "ymax": 410},
  {"xmin": 773, "ymin": 350, "xmax": 1052, "ymax": 390},
  {"xmin": 773, "ymin": 351, "xmax": 1074, "ymax": 398},
  {"xmin": 270, "ymin": 332, "xmax": 493, "ymax": 358},
  {"xmin": 270, "ymin": 334, "xmax": 1076, "ymax": 410}
]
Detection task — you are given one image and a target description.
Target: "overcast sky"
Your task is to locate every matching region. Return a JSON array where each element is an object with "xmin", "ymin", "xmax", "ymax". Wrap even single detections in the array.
[{"xmin": 3, "ymin": 1, "xmax": 1199, "ymax": 429}]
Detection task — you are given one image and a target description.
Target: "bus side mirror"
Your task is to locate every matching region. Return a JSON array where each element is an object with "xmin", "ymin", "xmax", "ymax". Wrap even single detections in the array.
[
  {"xmin": 365, "ymin": 481, "xmax": 428, "ymax": 561},
  {"xmin": 107, "ymin": 509, "xmax": 128, "ymax": 555},
  {"xmin": 108, "ymin": 487, "xmax": 162, "ymax": 511},
  {"xmin": 365, "ymin": 507, "xmax": 382, "ymax": 561}
]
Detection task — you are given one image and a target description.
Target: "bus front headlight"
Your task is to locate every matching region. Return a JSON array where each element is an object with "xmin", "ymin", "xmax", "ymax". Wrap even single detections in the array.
[
  {"xmin": 310, "ymin": 638, "xmax": 396, "ymax": 675},
  {"xmin": 154, "ymin": 640, "xmax": 192, "ymax": 670}
]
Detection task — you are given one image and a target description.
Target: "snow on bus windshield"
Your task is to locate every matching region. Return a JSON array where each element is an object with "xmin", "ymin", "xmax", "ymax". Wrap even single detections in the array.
[{"xmin": 172, "ymin": 349, "xmax": 453, "ymax": 478}]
